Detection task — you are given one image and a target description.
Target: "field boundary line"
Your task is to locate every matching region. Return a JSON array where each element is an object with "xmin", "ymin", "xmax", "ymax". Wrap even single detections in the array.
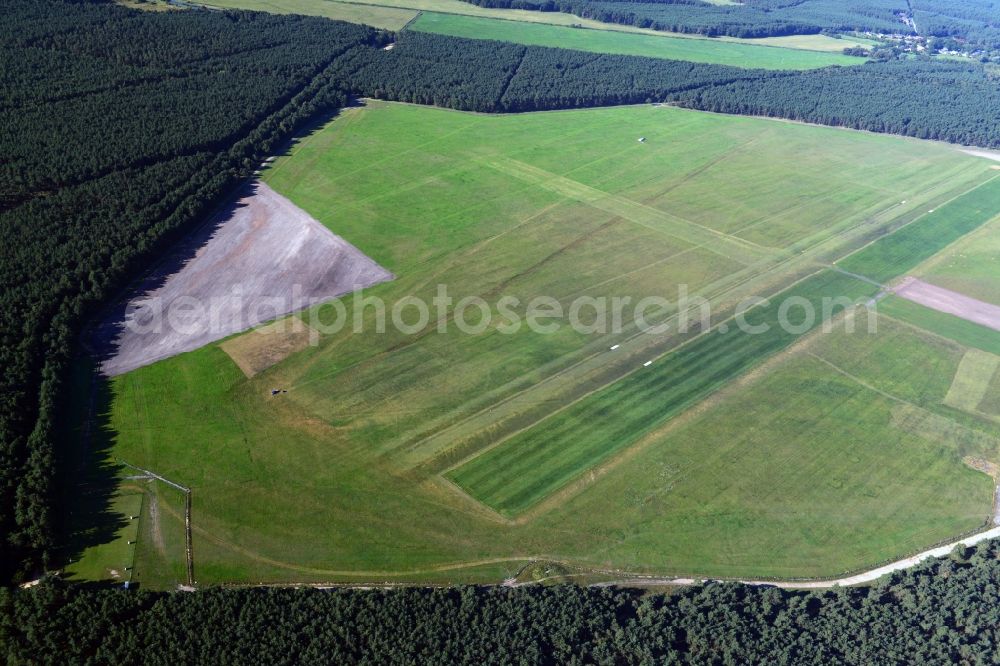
[{"xmin": 119, "ymin": 460, "xmax": 194, "ymax": 586}]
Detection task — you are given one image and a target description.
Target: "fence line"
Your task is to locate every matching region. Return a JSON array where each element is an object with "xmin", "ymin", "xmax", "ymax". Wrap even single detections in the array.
[{"xmin": 119, "ymin": 460, "xmax": 194, "ymax": 586}]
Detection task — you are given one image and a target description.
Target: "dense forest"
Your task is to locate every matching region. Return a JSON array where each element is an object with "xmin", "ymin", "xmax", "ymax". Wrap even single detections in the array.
[
  {"xmin": 0, "ymin": 0, "xmax": 385, "ymax": 584},
  {"xmin": 333, "ymin": 31, "xmax": 768, "ymax": 112},
  {"xmin": 7, "ymin": 540, "xmax": 1000, "ymax": 663},
  {"xmin": 912, "ymin": 0, "xmax": 1000, "ymax": 50},
  {"xmin": 335, "ymin": 32, "xmax": 1000, "ymax": 146},
  {"xmin": 671, "ymin": 59, "xmax": 1000, "ymax": 147},
  {"xmin": 458, "ymin": 0, "xmax": 910, "ymax": 38}
]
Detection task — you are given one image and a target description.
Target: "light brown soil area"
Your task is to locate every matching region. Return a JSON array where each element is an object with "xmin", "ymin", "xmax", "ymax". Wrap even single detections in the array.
[
  {"xmin": 92, "ymin": 182, "xmax": 393, "ymax": 376},
  {"xmin": 220, "ymin": 317, "xmax": 318, "ymax": 377}
]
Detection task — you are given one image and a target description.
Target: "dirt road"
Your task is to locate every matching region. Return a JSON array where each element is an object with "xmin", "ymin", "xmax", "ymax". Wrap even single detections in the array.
[{"xmin": 590, "ymin": 525, "xmax": 1000, "ymax": 590}]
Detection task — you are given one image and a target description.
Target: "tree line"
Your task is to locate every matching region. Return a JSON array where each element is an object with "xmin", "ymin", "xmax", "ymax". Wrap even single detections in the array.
[
  {"xmin": 457, "ymin": 0, "xmax": 910, "ymax": 38},
  {"xmin": 670, "ymin": 59, "xmax": 1000, "ymax": 147},
  {"xmin": 335, "ymin": 32, "xmax": 1000, "ymax": 146},
  {"xmin": 6, "ymin": 539, "xmax": 1000, "ymax": 663}
]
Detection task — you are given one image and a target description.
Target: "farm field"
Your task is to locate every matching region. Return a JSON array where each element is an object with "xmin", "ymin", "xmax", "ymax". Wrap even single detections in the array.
[
  {"xmin": 194, "ymin": 0, "xmax": 876, "ymax": 54},
  {"xmin": 409, "ymin": 13, "xmax": 864, "ymax": 69},
  {"xmin": 197, "ymin": 0, "xmax": 420, "ymax": 29},
  {"xmin": 73, "ymin": 102, "xmax": 1000, "ymax": 587}
]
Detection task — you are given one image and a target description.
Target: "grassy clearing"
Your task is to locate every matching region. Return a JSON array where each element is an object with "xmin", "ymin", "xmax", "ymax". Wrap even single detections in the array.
[
  {"xmin": 64, "ymin": 493, "xmax": 142, "ymax": 583},
  {"xmin": 546, "ymin": 347, "xmax": 992, "ymax": 579},
  {"xmin": 445, "ymin": 130, "xmax": 1000, "ymax": 517},
  {"xmin": 81, "ymin": 103, "xmax": 1000, "ymax": 585},
  {"xmin": 839, "ymin": 176, "xmax": 1000, "ymax": 284},
  {"xmin": 447, "ymin": 270, "xmax": 877, "ymax": 516},
  {"xmin": 265, "ymin": 103, "xmax": 979, "ymax": 471},
  {"xmin": 409, "ymin": 13, "xmax": 863, "ymax": 69},
  {"xmin": 880, "ymin": 297, "xmax": 1000, "ymax": 356}
]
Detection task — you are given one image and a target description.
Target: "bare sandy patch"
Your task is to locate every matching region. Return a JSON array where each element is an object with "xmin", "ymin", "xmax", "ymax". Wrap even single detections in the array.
[
  {"xmin": 894, "ymin": 277, "xmax": 1000, "ymax": 332},
  {"xmin": 92, "ymin": 182, "xmax": 392, "ymax": 376},
  {"xmin": 220, "ymin": 316, "xmax": 318, "ymax": 378},
  {"xmin": 964, "ymin": 457, "xmax": 1000, "ymax": 480}
]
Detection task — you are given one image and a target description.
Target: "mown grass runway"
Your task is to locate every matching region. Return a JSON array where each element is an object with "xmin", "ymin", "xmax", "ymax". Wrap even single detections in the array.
[
  {"xmin": 449, "ymin": 169, "xmax": 1000, "ymax": 517},
  {"xmin": 75, "ymin": 102, "xmax": 1000, "ymax": 586},
  {"xmin": 840, "ymin": 177, "xmax": 1000, "ymax": 285},
  {"xmin": 447, "ymin": 270, "xmax": 877, "ymax": 516}
]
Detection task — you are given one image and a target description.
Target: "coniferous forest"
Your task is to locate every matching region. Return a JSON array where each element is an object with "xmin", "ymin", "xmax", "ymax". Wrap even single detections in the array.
[
  {"xmin": 338, "ymin": 32, "xmax": 1000, "ymax": 145},
  {"xmin": 0, "ymin": 0, "xmax": 384, "ymax": 584},
  {"xmin": 7, "ymin": 1, "xmax": 1000, "ymax": 661},
  {"xmin": 6, "ymin": 540, "xmax": 1000, "ymax": 663},
  {"xmin": 912, "ymin": 0, "xmax": 1000, "ymax": 50}
]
